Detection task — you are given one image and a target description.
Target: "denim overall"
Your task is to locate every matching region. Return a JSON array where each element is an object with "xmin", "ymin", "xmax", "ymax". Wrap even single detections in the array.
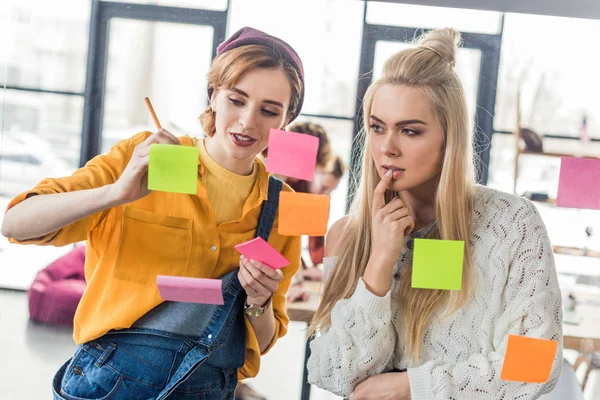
[{"xmin": 52, "ymin": 176, "xmax": 283, "ymax": 400}]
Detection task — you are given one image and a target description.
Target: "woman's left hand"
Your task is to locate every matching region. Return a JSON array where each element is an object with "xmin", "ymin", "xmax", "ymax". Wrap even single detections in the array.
[
  {"xmin": 350, "ymin": 372, "xmax": 411, "ymax": 400},
  {"xmin": 238, "ymin": 255, "xmax": 283, "ymax": 306}
]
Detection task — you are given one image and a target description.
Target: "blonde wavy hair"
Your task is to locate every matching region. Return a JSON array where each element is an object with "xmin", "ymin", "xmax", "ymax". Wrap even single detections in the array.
[{"xmin": 309, "ymin": 28, "xmax": 476, "ymax": 361}]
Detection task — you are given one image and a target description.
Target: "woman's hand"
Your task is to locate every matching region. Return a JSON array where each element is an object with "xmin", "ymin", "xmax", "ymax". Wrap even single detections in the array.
[
  {"xmin": 370, "ymin": 169, "xmax": 414, "ymax": 270},
  {"xmin": 238, "ymin": 255, "xmax": 283, "ymax": 306},
  {"xmin": 363, "ymin": 170, "xmax": 415, "ymax": 296},
  {"xmin": 350, "ymin": 372, "xmax": 411, "ymax": 400},
  {"xmin": 108, "ymin": 129, "xmax": 180, "ymax": 204}
]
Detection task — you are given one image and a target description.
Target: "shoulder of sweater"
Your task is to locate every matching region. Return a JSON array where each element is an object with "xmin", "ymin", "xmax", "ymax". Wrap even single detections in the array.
[
  {"xmin": 471, "ymin": 185, "xmax": 545, "ymax": 250},
  {"xmin": 472, "ymin": 184, "xmax": 537, "ymax": 218}
]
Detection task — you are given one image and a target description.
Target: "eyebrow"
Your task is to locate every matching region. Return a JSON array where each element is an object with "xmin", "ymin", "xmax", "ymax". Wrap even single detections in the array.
[
  {"xmin": 370, "ymin": 115, "xmax": 427, "ymax": 127},
  {"xmin": 230, "ymin": 87, "xmax": 284, "ymax": 108}
]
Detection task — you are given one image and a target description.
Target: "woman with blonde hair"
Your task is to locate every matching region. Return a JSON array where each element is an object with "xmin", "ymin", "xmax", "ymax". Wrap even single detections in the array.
[
  {"xmin": 3, "ymin": 27, "xmax": 304, "ymax": 399},
  {"xmin": 307, "ymin": 28, "xmax": 562, "ymax": 399}
]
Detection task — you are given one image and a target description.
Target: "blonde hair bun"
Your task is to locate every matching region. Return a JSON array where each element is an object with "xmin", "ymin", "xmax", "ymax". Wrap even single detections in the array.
[{"xmin": 417, "ymin": 28, "xmax": 461, "ymax": 68}]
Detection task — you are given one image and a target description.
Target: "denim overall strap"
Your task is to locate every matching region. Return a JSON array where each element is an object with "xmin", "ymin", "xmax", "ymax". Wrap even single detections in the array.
[
  {"xmin": 154, "ymin": 176, "xmax": 284, "ymax": 400},
  {"xmin": 255, "ymin": 176, "xmax": 282, "ymax": 241}
]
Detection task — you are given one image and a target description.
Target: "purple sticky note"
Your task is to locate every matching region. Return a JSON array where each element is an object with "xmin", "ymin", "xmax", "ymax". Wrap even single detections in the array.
[
  {"xmin": 235, "ymin": 237, "xmax": 290, "ymax": 269},
  {"xmin": 556, "ymin": 157, "xmax": 600, "ymax": 210},
  {"xmin": 266, "ymin": 129, "xmax": 319, "ymax": 181},
  {"xmin": 157, "ymin": 275, "xmax": 224, "ymax": 305}
]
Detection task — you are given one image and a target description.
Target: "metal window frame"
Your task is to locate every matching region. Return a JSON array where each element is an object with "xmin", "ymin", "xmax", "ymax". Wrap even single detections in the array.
[
  {"xmin": 0, "ymin": 85, "xmax": 83, "ymax": 97},
  {"xmin": 80, "ymin": 0, "xmax": 228, "ymax": 166},
  {"xmin": 348, "ymin": 2, "xmax": 503, "ymax": 209}
]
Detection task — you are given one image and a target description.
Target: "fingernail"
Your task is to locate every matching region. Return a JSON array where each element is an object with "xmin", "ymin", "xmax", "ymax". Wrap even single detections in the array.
[{"xmin": 385, "ymin": 169, "xmax": 392, "ymax": 177}]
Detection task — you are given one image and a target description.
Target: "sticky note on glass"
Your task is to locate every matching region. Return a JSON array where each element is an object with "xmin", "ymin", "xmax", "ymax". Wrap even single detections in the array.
[
  {"xmin": 556, "ymin": 157, "xmax": 600, "ymax": 210},
  {"xmin": 266, "ymin": 129, "xmax": 319, "ymax": 181},
  {"xmin": 148, "ymin": 144, "xmax": 198, "ymax": 194},
  {"xmin": 412, "ymin": 239, "xmax": 464, "ymax": 290},
  {"xmin": 278, "ymin": 192, "xmax": 330, "ymax": 236},
  {"xmin": 500, "ymin": 335, "xmax": 558, "ymax": 383},
  {"xmin": 235, "ymin": 237, "xmax": 290, "ymax": 269},
  {"xmin": 157, "ymin": 275, "xmax": 223, "ymax": 305}
]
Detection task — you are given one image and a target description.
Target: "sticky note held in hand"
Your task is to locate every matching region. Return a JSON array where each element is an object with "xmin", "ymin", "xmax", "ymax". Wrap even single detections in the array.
[
  {"xmin": 500, "ymin": 335, "xmax": 558, "ymax": 383},
  {"xmin": 235, "ymin": 237, "xmax": 290, "ymax": 269},
  {"xmin": 556, "ymin": 157, "xmax": 600, "ymax": 210},
  {"xmin": 278, "ymin": 191, "xmax": 330, "ymax": 236},
  {"xmin": 266, "ymin": 129, "xmax": 319, "ymax": 181},
  {"xmin": 411, "ymin": 239, "xmax": 464, "ymax": 290},
  {"xmin": 157, "ymin": 275, "xmax": 223, "ymax": 305},
  {"xmin": 148, "ymin": 144, "xmax": 198, "ymax": 195}
]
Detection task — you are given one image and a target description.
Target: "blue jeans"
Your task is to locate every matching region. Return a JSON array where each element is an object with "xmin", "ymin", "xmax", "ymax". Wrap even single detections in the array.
[
  {"xmin": 51, "ymin": 268, "xmax": 246, "ymax": 400},
  {"xmin": 52, "ymin": 333, "xmax": 237, "ymax": 400}
]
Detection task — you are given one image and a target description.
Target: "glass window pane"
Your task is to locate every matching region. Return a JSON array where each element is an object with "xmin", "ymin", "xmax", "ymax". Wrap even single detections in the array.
[
  {"xmin": 102, "ymin": 0, "xmax": 228, "ymax": 11},
  {"xmin": 487, "ymin": 133, "xmax": 600, "ymax": 252},
  {"xmin": 2, "ymin": 0, "xmax": 90, "ymax": 93},
  {"xmin": 228, "ymin": 0, "xmax": 364, "ymax": 118},
  {"xmin": 366, "ymin": 2, "xmax": 502, "ymax": 35},
  {"xmin": 373, "ymin": 41, "xmax": 481, "ymax": 134},
  {"xmin": 488, "ymin": 133, "xmax": 600, "ymax": 196},
  {"xmin": 102, "ymin": 20, "xmax": 214, "ymax": 152},
  {"xmin": 293, "ymin": 116, "xmax": 353, "ymax": 226},
  {"xmin": 494, "ymin": 13, "xmax": 600, "ymax": 138},
  {"xmin": 0, "ymin": 89, "xmax": 82, "ymax": 289},
  {"xmin": 0, "ymin": 90, "xmax": 82, "ymax": 198}
]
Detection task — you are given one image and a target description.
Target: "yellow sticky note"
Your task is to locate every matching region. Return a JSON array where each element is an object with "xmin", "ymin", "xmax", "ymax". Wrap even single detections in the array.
[
  {"xmin": 500, "ymin": 335, "xmax": 558, "ymax": 383},
  {"xmin": 278, "ymin": 192, "xmax": 330, "ymax": 236},
  {"xmin": 148, "ymin": 144, "xmax": 198, "ymax": 194},
  {"xmin": 412, "ymin": 239, "xmax": 464, "ymax": 290}
]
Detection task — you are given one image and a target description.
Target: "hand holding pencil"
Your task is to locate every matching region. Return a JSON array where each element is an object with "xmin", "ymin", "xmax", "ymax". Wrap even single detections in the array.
[{"xmin": 107, "ymin": 97, "xmax": 180, "ymax": 204}]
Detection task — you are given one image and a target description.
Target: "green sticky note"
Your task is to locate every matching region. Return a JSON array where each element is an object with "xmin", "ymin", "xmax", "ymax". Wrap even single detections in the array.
[
  {"xmin": 412, "ymin": 238, "xmax": 464, "ymax": 290},
  {"xmin": 148, "ymin": 144, "xmax": 198, "ymax": 194}
]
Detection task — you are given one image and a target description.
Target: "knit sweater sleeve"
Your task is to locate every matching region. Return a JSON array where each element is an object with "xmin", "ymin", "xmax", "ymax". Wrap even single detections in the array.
[
  {"xmin": 408, "ymin": 200, "xmax": 563, "ymax": 399},
  {"xmin": 307, "ymin": 258, "xmax": 396, "ymax": 397}
]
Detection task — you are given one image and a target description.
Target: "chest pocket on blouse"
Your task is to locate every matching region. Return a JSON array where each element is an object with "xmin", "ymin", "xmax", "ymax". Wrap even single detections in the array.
[{"xmin": 114, "ymin": 206, "xmax": 193, "ymax": 284}]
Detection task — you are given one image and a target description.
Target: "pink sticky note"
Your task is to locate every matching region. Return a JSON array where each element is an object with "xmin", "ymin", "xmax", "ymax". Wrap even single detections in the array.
[
  {"xmin": 266, "ymin": 129, "xmax": 319, "ymax": 181},
  {"xmin": 235, "ymin": 237, "xmax": 290, "ymax": 269},
  {"xmin": 157, "ymin": 275, "xmax": 224, "ymax": 305},
  {"xmin": 556, "ymin": 157, "xmax": 600, "ymax": 210}
]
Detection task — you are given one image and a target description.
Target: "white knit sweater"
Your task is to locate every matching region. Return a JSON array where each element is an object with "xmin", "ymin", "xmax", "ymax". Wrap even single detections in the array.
[{"xmin": 307, "ymin": 186, "xmax": 563, "ymax": 399}]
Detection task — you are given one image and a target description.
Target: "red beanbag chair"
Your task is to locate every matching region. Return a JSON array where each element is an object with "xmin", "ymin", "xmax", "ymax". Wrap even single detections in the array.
[{"xmin": 28, "ymin": 245, "xmax": 86, "ymax": 326}]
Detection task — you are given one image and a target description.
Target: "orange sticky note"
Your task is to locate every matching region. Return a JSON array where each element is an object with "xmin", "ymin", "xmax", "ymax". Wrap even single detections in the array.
[
  {"xmin": 279, "ymin": 192, "xmax": 330, "ymax": 236},
  {"xmin": 500, "ymin": 335, "xmax": 558, "ymax": 383}
]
